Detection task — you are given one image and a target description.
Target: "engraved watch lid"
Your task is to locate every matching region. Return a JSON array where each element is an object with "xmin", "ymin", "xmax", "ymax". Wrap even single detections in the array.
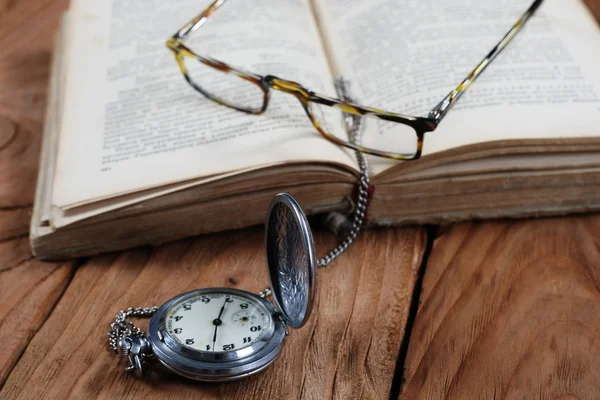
[{"xmin": 265, "ymin": 193, "xmax": 317, "ymax": 329}]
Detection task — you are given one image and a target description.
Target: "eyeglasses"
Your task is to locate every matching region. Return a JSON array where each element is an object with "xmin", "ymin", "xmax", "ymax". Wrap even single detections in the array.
[{"xmin": 166, "ymin": 0, "xmax": 544, "ymax": 160}]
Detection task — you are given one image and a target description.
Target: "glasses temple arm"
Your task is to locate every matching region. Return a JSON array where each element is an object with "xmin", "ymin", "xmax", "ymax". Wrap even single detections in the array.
[
  {"xmin": 428, "ymin": 0, "xmax": 544, "ymax": 123},
  {"xmin": 173, "ymin": 0, "xmax": 228, "ymax": 40}
]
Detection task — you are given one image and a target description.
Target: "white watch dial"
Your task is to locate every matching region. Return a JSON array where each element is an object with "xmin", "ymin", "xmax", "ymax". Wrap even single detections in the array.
[{"xmin": 165, "ymin": 292, "xmax": 271, "ymax": 353}]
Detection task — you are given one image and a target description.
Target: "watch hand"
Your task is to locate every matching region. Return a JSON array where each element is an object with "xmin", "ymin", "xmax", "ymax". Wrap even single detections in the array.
[
  {"xmin": 212, "ymin": 324, "xmax": 218, "ymax": 352},
  {"xmin": 211, "ymin": 298, "xmax": 229, "ymax": 351},
  {"xmin": 217, "ymin": 298, "xmax": 228, "ymax": 319}
]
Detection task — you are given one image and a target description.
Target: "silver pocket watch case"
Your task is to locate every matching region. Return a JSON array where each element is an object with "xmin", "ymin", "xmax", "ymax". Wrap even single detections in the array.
[
  {"xmin": 265, "ymin": 193, "xmax": 317, "ymax": 329},
  {"xmin": 143, "ymin": 193, "xmax": 317, "ymax": 381}
]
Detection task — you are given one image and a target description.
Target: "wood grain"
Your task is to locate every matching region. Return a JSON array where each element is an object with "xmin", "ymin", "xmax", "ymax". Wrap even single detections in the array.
[
  {"xmin": 0, "ymin": 112, "xmax": 77, "ymax": 387},
  {"xmin": 0, "ymin": 0, "xmax": 74, "ymax": 389},
  {"xmin": 0, "ymin": 0, "xmax": 68, "ymax": 120},
  {"xmin": 400, "ymin": 217, "xmax": 600, "ymax": 399},
  {"xmin": 0, "ymin": 242, "xmax": 75, "ymax": 387},
  {"xmin": 584, "ymin": 0, "xmax": 600, "ymax": 21},
  {"xmin": 1, "ymin": 227, "xmax": 425, "ymax": 400}
]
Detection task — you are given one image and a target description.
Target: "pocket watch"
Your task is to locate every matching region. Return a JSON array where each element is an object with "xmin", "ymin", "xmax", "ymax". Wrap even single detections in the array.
[{"xmin": 109, "ymin": 193, "xmax": 317, "ymax": 382}]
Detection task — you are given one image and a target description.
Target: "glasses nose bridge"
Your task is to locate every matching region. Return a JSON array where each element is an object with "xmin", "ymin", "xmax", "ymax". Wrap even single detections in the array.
[{"xmin": 263, "ymin": 75, "xmax": 311, "ymax": 101}]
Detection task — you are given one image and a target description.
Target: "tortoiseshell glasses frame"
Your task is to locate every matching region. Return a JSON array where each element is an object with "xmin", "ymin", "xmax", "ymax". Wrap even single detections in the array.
[{"xmin": 166, "ymin": 0, "xmax": 544, "ymax": 160}]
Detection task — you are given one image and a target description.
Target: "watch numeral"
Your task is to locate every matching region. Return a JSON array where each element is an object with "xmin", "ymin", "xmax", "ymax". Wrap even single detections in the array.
[
  {"xmin": 243, "ymin": 337, "xmax": 252, "ymax": 344},
  {"xmin": 175, "ymin": 316, "xmax": 183, "ymax": 321},
  {"xmin": 183, "ymin": 304, "xmax": 192, "ymax": 311},
  {"xmin": 250, "ymin": 325, "xmax": 262, "ymax": 332},
  {"xmin": 206, "ymin": 345, "xmax": 211, "ymax": 351},
  {"xmin": 185, "ymin": 339, "xmax": 194, "ymax": 345},
  {"xmin": 223, "ymin": 344, "xmax": 235, "ymax": 351},
  {"xmin": 201, "ymin": 297, "xmax": 210, "ymax": 303},
  {"xmin": 240, "ymin": 303, "xmax": 249, "ymax": 309},
  {"xmin": 225, "ymin": 297, "xmax": 234, "ymax": 303},
  {"xmin": 174, "ymin": 328, "xmax": 182, "ymax": 334}
]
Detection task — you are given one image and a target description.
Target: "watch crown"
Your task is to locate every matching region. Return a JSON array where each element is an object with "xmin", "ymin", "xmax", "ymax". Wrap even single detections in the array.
[
  {"xmin": 277, "ymin": 315, "xmax": 289, "ymax": 336},
  {"xmin": 119, "ymin": 336, "xmax": 151, "ymax": 378},
  {"xmin": 118, "ymin": 337, "xmax": 133, "ymax": 357}
]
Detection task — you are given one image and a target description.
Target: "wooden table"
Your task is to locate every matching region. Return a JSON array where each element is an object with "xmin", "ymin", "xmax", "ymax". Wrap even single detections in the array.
[{"xmin": 1, "ymin": 1, "xmax": 600, "ymax": 399}]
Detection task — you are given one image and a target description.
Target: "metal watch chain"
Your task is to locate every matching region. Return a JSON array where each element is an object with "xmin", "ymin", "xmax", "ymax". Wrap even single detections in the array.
[
  {"xmin": 317, "ymin": 76, "xmax": 370, "ymax": 268},
  {"xmin": 108, "ymin": 76, "xmax": 371, "ymax": 357}
]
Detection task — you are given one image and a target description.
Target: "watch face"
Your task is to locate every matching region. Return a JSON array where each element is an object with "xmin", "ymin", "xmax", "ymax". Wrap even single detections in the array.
[{"xmin": 165, "ymin": 292, "xmax": 272, "ymax": 354}]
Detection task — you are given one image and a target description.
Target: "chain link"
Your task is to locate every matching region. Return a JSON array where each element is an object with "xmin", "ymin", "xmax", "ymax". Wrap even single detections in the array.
[
  {"xmin": 316, "ymin": 76, "xmax": 370, "ymax": 268},
  {"xmin": 107, "ymin": 77, "xmax": 370, "ymax": 349},
  {"xmin": 108, "ymin": 306, "xmax": 158, "ymax": 352}
]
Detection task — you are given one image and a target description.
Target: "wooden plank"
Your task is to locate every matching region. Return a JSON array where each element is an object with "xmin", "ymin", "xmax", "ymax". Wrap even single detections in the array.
[
  {"xmin": 1, "ymin": 227, "xmax": 425, "ymax": 399},
  {"xmin": 0, "ymin": 207, "xmax": 30, "ymax": 242},
  {"xmin": 0, "ymin": 95, "xmax": 76, "ymax": 388},
  {"xmin": 0, "ymin": 0, "xmax": 74, "ymax": 388},
  {"xmin": 0, "ymin": 241, "xmax": 75, "ymax": 387},
  {"xmin": 584, "ymin": 0, "xmax": 600, "ymax": 21},
  {"xmin": 0, "ymin": 117, "xmax": 76, "ymax": 387},
  {"xmin": 400, "ymin": 217, "xmax": 600, "ymax": 399},
  {"xmin": 0, "ymin": 0, "xmax": 68, "ymax": 121}
]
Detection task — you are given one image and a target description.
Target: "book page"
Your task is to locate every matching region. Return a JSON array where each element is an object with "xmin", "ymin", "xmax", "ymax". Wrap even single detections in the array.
[
  {"xmin": 53, "ymin": 0, "xmax": 355, "ymax": 208},
  {"xmin": 313, "ymin": 0, "xmax": 600, "ymax": 173},
  {"xmin": 33, "ymin": 12, "xmax": 69, "ymax": 233}
]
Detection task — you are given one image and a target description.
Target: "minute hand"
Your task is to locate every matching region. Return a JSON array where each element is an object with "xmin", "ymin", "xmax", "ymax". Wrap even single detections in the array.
[
  {"xmin": 212, "ymin": 298, "xmax": 229, "ymax": 351},
  {"xmin": 217, "ymin": 300, "xmax": 227, "ymax": 319}
]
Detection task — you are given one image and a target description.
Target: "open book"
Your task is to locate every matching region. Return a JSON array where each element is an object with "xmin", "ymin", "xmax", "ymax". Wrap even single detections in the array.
[{"xmin": 32, "ymin": 0, "xmax": 600, "ymax": 260}]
